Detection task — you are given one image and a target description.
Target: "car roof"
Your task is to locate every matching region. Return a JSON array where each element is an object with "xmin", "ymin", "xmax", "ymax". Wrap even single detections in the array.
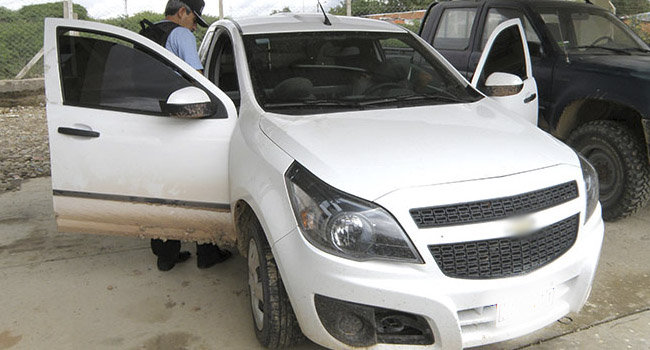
[{"xmin": 233, "ymin": 13, "xmax": 408, "ymax": 35}]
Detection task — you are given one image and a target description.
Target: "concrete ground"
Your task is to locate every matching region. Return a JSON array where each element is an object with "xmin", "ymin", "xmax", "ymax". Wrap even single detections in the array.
[{"xmin": 0, "ymin": 178, "xmax": 648, "ymax": 350}]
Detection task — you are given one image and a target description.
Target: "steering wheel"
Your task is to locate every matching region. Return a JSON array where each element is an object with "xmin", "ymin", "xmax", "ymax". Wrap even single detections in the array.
[
  {"xmin": 590, "ymin": 36, "xmax": 613, "ymax": 46},
  {"xmin": 364, "ymin": 83, "xmax": 403, "ymax": 96}
]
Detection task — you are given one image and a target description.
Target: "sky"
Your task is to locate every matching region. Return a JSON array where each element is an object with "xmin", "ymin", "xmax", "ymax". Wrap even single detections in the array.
[{"xmin": 0, "ymin": 0, "xmax": 339, "ymax": 19}]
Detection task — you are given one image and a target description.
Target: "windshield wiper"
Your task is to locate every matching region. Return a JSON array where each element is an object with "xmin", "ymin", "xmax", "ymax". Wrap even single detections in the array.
[
  {"xmin": 573, "ymin": 45, "xmax": 631, "ymax": 55},
  {"xmin": 620, "ymin": 47, "xmax": 650, "ymax": 53},
  {"xmin": 264, "ymin": 99, "xmax": 356, "ymax": 108},
  {"xmin": 357, "ymin": 93, "xmax": 470, "ymax": 107}
]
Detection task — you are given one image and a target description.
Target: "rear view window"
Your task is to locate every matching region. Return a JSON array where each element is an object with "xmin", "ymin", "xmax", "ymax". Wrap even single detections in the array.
[{"xmin": 433, "ymin": 8, "xmax": 477, "ymax": 50}]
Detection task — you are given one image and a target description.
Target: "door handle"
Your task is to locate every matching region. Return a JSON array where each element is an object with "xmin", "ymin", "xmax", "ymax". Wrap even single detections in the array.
[
  {"xmin": 524, "ymin": 93, "xmax": 537, "ymax": 104},
  {"xmin": 58, "ymin": 127, "xmax": 100, "ymax": 138}
]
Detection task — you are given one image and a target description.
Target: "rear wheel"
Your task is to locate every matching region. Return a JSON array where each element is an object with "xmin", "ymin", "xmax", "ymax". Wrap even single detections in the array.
[
  {"xmin": 567, "ymin": 120, "xmax": 650, "ymax": 221},
  {"xmin": 247, "ymin": 221, "xmax": 304, "ymax": 348}
]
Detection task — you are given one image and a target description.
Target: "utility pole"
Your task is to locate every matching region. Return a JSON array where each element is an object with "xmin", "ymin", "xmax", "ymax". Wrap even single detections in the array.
[
  {"xmin": 124, "ymin": 0, "xmax": 128, "ymax": 16},
  {"xmin": 63, "ymin": 0, "xmax": 74, "ymax": 19},
  {"xmin": 219, "ymin": 0, "xmax": 223, "ymax": 19},
  {"xmin": 346, "ymin": 0, "xmax": 351, "ymax": 16}
]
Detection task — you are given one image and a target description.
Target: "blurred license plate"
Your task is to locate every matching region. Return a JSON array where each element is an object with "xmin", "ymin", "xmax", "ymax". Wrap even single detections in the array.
[{"xmin": 497, "ymin": 286, "xmax": 556, "ymax": 327}]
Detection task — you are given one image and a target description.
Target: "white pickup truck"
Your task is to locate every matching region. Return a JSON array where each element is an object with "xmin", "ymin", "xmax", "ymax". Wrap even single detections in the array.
[{"xmin": 44, "ymin": 14, "xmax": 603, "ymax": 349}]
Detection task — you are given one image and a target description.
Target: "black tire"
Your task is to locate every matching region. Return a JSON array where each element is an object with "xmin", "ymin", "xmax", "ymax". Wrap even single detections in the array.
[
  {"xmin": 567, "ymin": 120, "xmax": 650, "ymax": 221},
  {"xmin": 247, "ymin": 221, "xmax": 304, "ymax": 348}
]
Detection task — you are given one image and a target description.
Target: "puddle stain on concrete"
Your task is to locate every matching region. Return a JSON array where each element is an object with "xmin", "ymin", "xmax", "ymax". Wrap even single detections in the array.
[
  {"xmin": 0, "ymin": 236, "xmax": 47, "ymax": 254},
  {"xmin": 0, "ymin": 216, "xmax": 30, "ymax": 225},
  {"xmin": 0, "ymin": 330, "xmax": 22, "ymax": 350},
  {"xmin": 119, "ymin": 298, "xmax": 173, "ymax": 324},
  {"xmin": 100, "ymin": 337, "xmax": 124, "ymax": 346},
  {"xmin": 0, "ymin": 229, "xmax": 88, "ymax": 255},
  {"xmin": 136, "ymin": 332, "xmax": 198, "ymax": 350}
]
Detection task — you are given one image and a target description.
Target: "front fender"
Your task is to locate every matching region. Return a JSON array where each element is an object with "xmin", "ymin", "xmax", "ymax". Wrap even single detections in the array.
[
  {"xmin": 228, "ymin": 109, "xmax": 296, "ymax": 253},
  {"xmin": 549, "ymin": 63, "xmax": 649, "ymax": 138}
]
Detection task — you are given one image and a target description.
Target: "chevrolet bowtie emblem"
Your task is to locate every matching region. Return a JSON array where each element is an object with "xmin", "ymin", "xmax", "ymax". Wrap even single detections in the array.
[{"xmin": 506, "ymin": 216, "xmax": 536, "ymax": 236}]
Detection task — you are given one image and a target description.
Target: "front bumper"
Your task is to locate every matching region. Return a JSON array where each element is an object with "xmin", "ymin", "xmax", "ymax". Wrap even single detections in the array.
[{"xmin": 273, "ymin": 208, "xmax": 604, "ymax": 349}]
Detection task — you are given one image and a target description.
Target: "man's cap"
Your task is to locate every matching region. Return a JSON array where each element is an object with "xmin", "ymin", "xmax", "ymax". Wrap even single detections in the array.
[{"xmin": 180, "ymin": 0, "xmax": 208, "ymax": 27}]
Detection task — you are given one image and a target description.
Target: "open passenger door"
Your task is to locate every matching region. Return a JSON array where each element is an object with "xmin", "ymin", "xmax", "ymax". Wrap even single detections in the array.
[
  {"xmin": 43, "ymin": 18, "xmax": 237, "ymax": 244},
  {"xmin": 471, "ymin": 19, "xmax": 538, "ymax": 124}
]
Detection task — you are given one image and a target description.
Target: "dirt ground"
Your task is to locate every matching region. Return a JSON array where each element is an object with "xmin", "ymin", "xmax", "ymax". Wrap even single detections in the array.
[{"xmin": 0, "ymin": 103, "xmax": 49, "ymax": 193}]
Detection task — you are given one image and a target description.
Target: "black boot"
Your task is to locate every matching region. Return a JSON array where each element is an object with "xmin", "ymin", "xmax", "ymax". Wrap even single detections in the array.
[
  {"xmin": 151, "ymin": 239, "xmax": 191, "ymax": 271},
  {"xmin": 196, "ymin": 243, "xmax": 231, "ymax": 269}
]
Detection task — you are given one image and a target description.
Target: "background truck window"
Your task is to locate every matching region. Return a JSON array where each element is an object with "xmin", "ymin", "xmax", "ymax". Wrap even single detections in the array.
[
  {"xmin": 433, "ymin": 8, "xmax": 477, "ymax": 50},
  {"xmin": 476, "ymin": 25, "xmax": 526, "ymax": 90},
  {"xmin": 481, "ymin": 8, "xmax": 541, "ymax": 56}
]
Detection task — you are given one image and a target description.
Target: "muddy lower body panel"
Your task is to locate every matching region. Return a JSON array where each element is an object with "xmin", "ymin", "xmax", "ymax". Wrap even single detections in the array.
[{"xmin": 53, "ymin": 196, "xmax": 236, "ymax": 246}]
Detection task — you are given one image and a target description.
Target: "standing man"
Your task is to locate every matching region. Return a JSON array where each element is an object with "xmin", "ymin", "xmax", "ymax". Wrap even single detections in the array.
[{"xmin": 142, "ymin": 0, "xmax": 231, "ymax": 271}]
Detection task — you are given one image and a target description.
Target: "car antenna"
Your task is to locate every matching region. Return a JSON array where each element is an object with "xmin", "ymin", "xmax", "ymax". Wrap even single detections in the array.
[{"xmin": 317, "ymin": 1, "xmax": 332, "ymax": 26}]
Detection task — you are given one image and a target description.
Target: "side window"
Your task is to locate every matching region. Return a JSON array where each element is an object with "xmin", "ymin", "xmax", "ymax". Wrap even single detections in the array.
[
  {"xmin": 481, "ymin": 8, "xmax": 541, "ymax": 56},
  {"xmin": 209, "ymin": 33, "xmax": 240, "ymax": 108},
  {"xmin": 58, "ymin": 29, "xmax": 217, "ymax": 116},
  {"xmin": 540, "ymin": 12, "xmax": 564, "ymax": 45},
  {"xmin": 433, "ymin": 8, "xmax": 477, "ymax": 50},
  {"xmin": 198, "ymin": 28, "xmax": 215, "ymax": 63},
  {"xmin": 477, "ymin": 25, "xmax": 526, "ymax": 90}
]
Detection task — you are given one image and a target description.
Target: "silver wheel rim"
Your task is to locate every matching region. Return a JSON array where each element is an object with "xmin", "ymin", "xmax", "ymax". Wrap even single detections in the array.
[{"xmin": 248, "ymin": 238, "xmax": 264, "ymax": 331}]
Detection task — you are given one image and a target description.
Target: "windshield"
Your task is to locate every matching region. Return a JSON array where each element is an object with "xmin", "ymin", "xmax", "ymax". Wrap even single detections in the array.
[
  {"xmin": 537, "ymin": 7, "xmax": 649, "ymax": 54},
  {"xmin": 242, "ymin": 31, "xmax": 482, "ymax": 115}
]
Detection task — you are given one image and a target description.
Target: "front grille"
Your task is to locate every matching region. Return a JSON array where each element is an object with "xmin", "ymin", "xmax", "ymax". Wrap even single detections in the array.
[
  {"xmin": 428, "ymin": 214, "xmax": 579, "ymax": 279},
  {"xmin": 410, "ymin": 181, "xmax": 578, "ymax": 228}
]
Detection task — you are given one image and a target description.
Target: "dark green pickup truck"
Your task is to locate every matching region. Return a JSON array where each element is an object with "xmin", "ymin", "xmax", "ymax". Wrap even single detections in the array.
[{"xmin": 420, "ymin": 0, "xmax": 650, "ymax": 220}]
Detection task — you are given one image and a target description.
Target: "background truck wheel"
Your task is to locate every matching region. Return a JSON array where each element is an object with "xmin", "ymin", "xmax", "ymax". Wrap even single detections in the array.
[
  {"xmin": 567, "ymin": 120, "xmax": 650, "ymax": 221},
  {"xmin": 247, "ymin": 221, "xmax": 304, "ymax": 348}
]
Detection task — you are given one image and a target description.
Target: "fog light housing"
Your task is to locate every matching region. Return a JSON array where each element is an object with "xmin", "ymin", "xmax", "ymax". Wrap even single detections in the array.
[{"xmin": 315, "ymin": 294, "xmax": 434, "ymax": 346}]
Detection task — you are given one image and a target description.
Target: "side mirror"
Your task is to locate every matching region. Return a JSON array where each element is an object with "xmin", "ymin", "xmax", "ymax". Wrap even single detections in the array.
[
  {"xmin": 162, "ymin": 86, "xmax": 215, "ymax": 118},
  {"xmin": 484, "ymin": 72, "xmax": 524, "ymax": 97}
]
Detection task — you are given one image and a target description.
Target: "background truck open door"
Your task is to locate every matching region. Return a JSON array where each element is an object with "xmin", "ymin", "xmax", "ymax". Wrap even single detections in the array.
[{"xmin": 471, "ymin": 19, "xmax": 538, "ymax": 124}]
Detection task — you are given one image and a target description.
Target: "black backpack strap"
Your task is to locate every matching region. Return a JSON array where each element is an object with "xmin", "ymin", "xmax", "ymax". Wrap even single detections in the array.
[
  {"xmin": 138, "ymin": 19, "xmax": 180, "ymax": 47},
  {"xmin": 139, "ymin": 18, "xmax": 154, "ymax": 32}
]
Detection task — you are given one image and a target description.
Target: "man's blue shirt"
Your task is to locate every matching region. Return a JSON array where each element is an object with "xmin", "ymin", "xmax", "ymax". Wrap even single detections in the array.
[{"xmin": 164, "ymin": 25, "xmax": 203, "ymax": 70}]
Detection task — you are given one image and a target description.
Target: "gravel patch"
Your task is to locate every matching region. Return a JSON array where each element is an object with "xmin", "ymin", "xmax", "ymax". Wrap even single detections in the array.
[{"xmin": 0, "ymin": 105, "xmax": 50, "ymax": 193}]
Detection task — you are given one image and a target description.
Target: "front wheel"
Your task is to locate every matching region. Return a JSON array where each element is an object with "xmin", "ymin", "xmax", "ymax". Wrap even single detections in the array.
[
  {"xmin": 567, "ymin": 120, "xmax": 650, "ymax": 221},
  {"xmin": 247, "ymin": 221, "xmax": 304, "ymax": 348}
]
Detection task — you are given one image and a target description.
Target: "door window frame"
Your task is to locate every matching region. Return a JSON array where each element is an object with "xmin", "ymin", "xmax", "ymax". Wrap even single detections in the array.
[
  {"xmin": 207, "ymin": 29, "xmax": 241, "ymax": 109},
  {"xmin": 56, "ymin": 26, "xmax": 226, "ymax": 118}
]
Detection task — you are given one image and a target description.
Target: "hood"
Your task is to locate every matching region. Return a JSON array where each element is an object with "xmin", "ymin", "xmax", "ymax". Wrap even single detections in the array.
[
  {"xmin": 569, "ymin": 53, "xmax": 650, "ymax": 80},
  {"xmin": 261, "ymin": 100, "xmax": 577, "ymax": 200}
]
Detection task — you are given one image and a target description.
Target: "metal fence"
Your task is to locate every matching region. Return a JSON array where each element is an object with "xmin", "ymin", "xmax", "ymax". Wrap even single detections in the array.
[{"xmin": 1, "ymin": 0, "xmax": 649, "ymax": 80}]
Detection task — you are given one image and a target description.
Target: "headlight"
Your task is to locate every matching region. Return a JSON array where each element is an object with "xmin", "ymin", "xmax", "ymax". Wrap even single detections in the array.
[
  {"xmin": 577, "ymin": 153, "xmax": 599, "ymax": 220},
  {"xmin": 285, "ymin": 162, "xmax": 422, "ymax": 263}
]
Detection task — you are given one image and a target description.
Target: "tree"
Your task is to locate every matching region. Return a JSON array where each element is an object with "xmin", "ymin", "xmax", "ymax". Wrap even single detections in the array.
[
  {"xmin": 330, "ymin": 0, "xmax": 430, "ymax": 16},
  {"xmin": 16, "ymin": 2, "xmax": 89, "ymax": 20},
  {"xmin": 270, "ymin": 7, "xmax": 292, "ymax": 15},
  {"xmin": 611, "ymin": 0, "xmax": 650, "ymax": 16}
]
